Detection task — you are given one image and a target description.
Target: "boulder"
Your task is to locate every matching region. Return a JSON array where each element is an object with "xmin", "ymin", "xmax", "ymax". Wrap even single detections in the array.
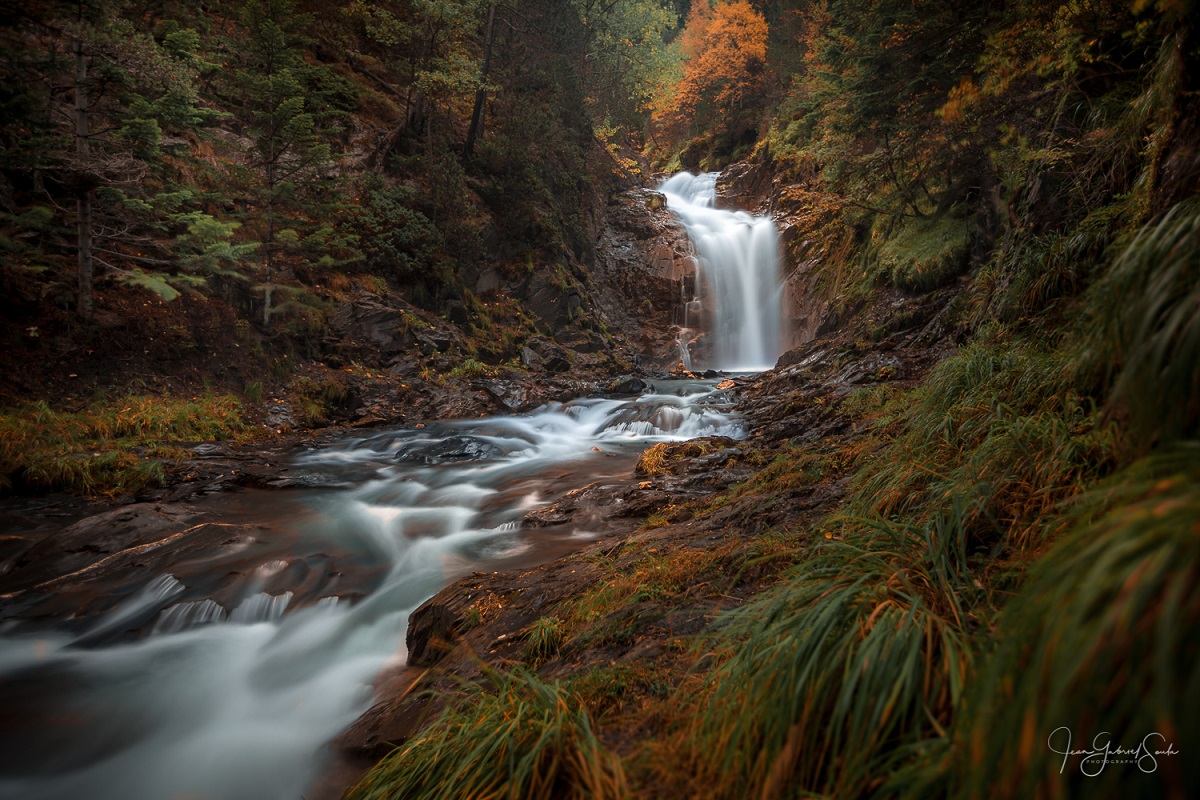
[
  {"xmin": 606, "ymin": 375, "xmax": 648, "ymax": 395},
  {"xmin": 328, "ymin": 299, "xmax": 414, "ymax": 355}
]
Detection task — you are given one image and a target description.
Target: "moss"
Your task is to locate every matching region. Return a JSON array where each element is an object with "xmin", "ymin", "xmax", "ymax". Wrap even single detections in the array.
[{"xmin": 875, "ymin": 214, "xmax": 973, "ymax": 292}]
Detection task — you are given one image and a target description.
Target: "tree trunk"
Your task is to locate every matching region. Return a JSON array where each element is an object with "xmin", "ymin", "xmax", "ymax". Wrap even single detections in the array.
[
  {"xmin": 263, "ymin": 185, "xmax": 275, "ymax": 328},
  {"xmin": 463, "ymin": 3, "xmax": 497, "ymax": 159},
  {"xmin": 74, "ymin": 37, "xmax": 93, "ymax": 323}
]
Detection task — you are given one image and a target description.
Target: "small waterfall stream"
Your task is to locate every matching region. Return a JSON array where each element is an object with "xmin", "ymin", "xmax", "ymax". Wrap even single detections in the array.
[
  {"xmin": 0, "ymin": 384, "xmax": 740, "ymax": 800},
  {"xmin": 660, "ymin": 171, "xmax": 785, "ymax": 371}
]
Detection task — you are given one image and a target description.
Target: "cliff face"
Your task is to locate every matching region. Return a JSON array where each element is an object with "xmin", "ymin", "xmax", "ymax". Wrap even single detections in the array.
[{"xmin": 589, "ymin": 187, "xmax": 696, "ymax": 370}]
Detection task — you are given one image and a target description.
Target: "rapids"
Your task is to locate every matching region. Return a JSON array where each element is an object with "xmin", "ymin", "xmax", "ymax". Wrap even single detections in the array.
[{"xmin": 0, "ymin": 381, "xmax": 740, "ymax": 800}]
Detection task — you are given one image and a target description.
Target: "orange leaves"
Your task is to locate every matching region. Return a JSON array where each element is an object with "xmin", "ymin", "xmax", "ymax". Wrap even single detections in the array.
[
  {"xmin": 653, "ymin": 0, "xmax": 769, "ymax": 136},
  {"xmin": 939, "ymin": 77, "xmax": 980, "ymax": 124}
]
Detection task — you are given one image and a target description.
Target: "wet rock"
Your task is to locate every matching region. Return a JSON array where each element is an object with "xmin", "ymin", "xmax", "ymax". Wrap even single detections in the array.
[
  {"xmin": 606, "ymin": 375, "xmax": 648, "ymax": 395},
  {"xmin": 556, "ymin": 329, "xmax": 607, "ymax": 355},
  {"xmin": 520, "ymin": 347, "xmax": 542, "ymax": 370},
  {"xmin": 481, "ymin": 380, "xmax": 529, "ymax": 411},
  {"xmin": 416, "ymin": 332, "xmax": 455, "ymax": 356},
  {"xmin": 264, "ymin": 400, "xmax": 297, "ymax": 431},
  {"xmin": 716, "ymin": 160, "xmax": 775, "ymax": 210},
  {"xmin": 328, "ymin": 298, "xmax": 414, "ymax": 356},
  {"xmin": 525, "ymin": 337, "xmax": 572, "ymax": 373},
  {"xmin": 2, "ymin": 504, "xmax": 194, "ymax": 594},
  {"xmin": 835, "ymin": 352, "xmax": 901, "ymax": 385},
  {"xmin": 395, "ymin": 435, "xmax": 508, "ymax": 464},
  {"xmin": 686, "ymin": 448, "xmax": 740, "ymax": 472},
  {"xmin": 406, "ymin": 603, "xmax": 461, "ymax": 667},
  {"xmin": 444, "ymin": 300, "xmax": 470, "ymax": 326}
]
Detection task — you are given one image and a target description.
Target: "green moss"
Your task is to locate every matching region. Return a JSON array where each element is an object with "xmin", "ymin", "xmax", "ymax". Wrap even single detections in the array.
[{"xmin": 875, "ymin": 215, "xmax": 973, "ymax": 292}]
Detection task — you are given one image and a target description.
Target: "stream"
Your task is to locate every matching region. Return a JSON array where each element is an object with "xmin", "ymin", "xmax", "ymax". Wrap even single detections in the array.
[{"xmin": 0, "ymin": 380, "xmax": 741, "ymax": 800}]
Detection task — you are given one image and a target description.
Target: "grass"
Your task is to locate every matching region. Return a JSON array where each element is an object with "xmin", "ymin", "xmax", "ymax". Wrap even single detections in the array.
[
  {"xmin": 449, "ymin": 357, "xmax": 494, "ymax": 378},
  {"xmin": 0, "ymin": 394, "xmax": 245, "ymax": 495},
  {"xmin": 634, "ymin": 439, "xmax": 730, "ymax": 477},
  {"xmin": 678, "ymin": 509, "xmax": 979, "ymax": 799},
  {"xmin": 957, "ymin": 446, "xmax": 1200, "ymax": 799},
  {"xmin": 347, "ymin": 666, "xmax": 628, "ymax": 800},
  {"xmin": 848, "ymin": 339, "xmax": 1120, "ymax": 552},
  {"xmin": 1077, "ymin": 198, "xmax": 1200, "ymax": 449},
  {"xmin": 289, "ymin": 375, "xmax": 353, "ymax": 426},
  {"xmin": 523, "ymin": 616, "xmax": 566, "ymax": 666}
]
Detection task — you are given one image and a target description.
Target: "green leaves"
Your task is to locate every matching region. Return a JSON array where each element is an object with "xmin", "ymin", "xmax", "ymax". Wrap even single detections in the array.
[{"xmin": 174, "ymin": 213, "xmax": 258, "ymax": 277}]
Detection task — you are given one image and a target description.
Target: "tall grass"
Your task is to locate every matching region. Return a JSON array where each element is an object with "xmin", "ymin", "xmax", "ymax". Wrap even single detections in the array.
[
  {"xmin": 0, "ymin": 394, "xmax": 245, "ymax": 495},
  {"xmin": 849, "ymin": 340, "xmax": 1119, "ymax": 551},
  {"xmin": 1078, "ymin": 198, "xmax": 1200, "ymax": 449},
  {"xmin": 687, "ymin": 508, "xmax": 980, "ymax": 799},
  {"xmin": 957, "ymin": 446, "xmax": 1200, "ymax": 799},
  {"xmin": 347, "ymin": 667, "xmax": 628, "ymax": 800}
]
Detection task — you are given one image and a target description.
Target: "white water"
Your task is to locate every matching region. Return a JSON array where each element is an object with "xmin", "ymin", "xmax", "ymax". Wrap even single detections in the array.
[
  {"xmin": 660, "ymin": 171, "xmax": 785, "ymax": 371},
  {"xmin": 0, "ymin": 384, "xmax": 740, "ymax": 800}
]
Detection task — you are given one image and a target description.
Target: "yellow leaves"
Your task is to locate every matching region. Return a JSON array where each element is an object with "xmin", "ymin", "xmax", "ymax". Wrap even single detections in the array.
[{"xmin": 939, "ymin": 77, "xmax": 980, "ymax": 124}]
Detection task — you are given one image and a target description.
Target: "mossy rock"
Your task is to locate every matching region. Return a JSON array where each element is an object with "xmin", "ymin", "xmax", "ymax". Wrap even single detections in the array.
[{"xmin": 875, "ymin": 215, "xmax": 974, "ymax": 293}]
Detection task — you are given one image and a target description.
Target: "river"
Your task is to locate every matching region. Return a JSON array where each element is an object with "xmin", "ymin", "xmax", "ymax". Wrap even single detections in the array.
[{"xmin": 0, "ymin": 380, "xmax": 741, "ymax": 799}]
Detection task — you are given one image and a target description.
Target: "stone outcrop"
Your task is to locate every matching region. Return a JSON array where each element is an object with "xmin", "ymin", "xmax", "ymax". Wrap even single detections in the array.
[{"xmin": 591, "ymin": 188, "xmax": 697, "ymax": 370}]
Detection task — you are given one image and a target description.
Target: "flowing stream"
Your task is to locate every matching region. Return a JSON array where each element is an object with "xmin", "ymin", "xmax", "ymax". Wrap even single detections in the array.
[
  {"xmin": 0, "ymin": 382, "xmax": 740, "ymax": 800},
  {"xmin": 660, "ymin": 171, "xmax": 785, "ymax": 371}
]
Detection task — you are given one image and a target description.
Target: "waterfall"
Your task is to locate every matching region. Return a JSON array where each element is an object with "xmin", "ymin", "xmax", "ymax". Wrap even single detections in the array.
[{"xmin": 660, "ymin": 171, "xmax": 784, "ymax": 371}]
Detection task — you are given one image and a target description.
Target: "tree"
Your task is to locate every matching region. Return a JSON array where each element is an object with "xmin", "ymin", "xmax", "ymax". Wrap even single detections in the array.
[
  {"xmin": 652, "ymin": 0, "xmax": 769, "ymax": 140},
  {"xmin": 234, "ymin": 0, "xmax": 334, "ymax": 326},
  {"xmin": 0, "ymin": 4, "xmax": 229, "ymax": 320}
]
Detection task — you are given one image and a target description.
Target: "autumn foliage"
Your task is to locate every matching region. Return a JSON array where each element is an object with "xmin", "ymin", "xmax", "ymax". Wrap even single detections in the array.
[{"xmin": 653, "ymin": 0, "xmax": 768, "ymax": 138}]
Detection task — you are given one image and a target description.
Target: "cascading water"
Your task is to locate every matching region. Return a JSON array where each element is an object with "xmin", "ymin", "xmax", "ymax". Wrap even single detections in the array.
[
  {"xmin": 0, "ymin": 383, "xmax": 740, "ymax": 800},
  {"xmin": 660, "ymin": 171, "xmax": 785, "ymax": 371}
]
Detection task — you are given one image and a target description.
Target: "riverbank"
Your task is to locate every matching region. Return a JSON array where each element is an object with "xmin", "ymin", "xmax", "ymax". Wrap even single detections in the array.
[{"xmin": 333, "ymin": 281, "xmax": 963, "ymax": 795}]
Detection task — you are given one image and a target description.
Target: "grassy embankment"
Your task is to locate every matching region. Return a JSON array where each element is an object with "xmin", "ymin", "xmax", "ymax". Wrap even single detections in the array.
[{"xmin": 0, "ymin": 394, "xmax": 247, "ymax": 496}]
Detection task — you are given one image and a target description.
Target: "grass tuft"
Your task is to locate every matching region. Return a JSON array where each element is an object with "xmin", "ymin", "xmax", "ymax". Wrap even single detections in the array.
[
  {"xmin": 687, "ymin": 521, "xmax": 977, "ymax": 799},
  {"xmin": 347, "ymin": 666, "xmax": 628, "ymax": 800},
  {"xmin": 523, "ymin": 616, "xmax": 565, "ymax": 666}
]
